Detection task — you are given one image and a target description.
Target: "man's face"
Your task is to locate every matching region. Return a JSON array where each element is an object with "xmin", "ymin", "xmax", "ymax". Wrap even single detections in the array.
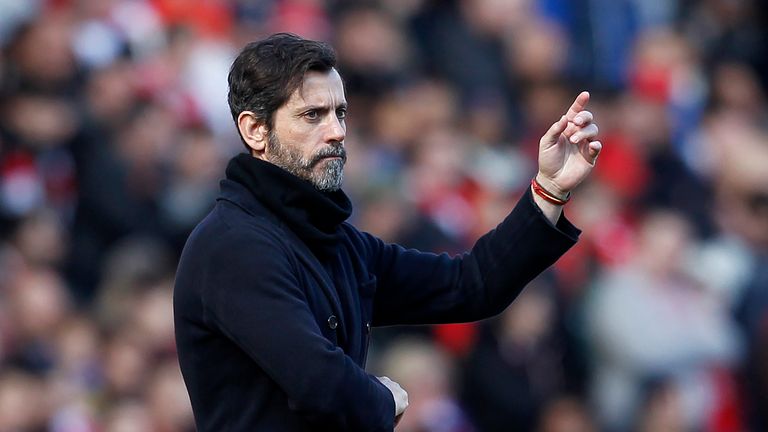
[{"xmin": 266, "ymin": 69, "xmax": 347, "ymax": 191}]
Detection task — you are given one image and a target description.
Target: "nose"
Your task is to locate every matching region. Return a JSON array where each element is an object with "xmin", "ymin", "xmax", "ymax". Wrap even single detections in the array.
[{"xmin": 325, "ymin": 116, "xmax": 345, "ymax": 143}]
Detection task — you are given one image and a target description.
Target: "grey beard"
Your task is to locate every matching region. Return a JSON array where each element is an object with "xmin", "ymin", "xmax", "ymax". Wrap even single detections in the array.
[
  {"xmin": 311, "ymin": 157, "xmax": 345, "ymax": 191},
  {"xmin": 267, "ymin": 131, "xmax": 345, "ymax": 191}
]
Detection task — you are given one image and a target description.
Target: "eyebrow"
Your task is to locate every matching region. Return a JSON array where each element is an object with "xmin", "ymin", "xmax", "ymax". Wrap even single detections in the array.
[{"xmin": 295, "ymin": 102, "xmax": 348, "ymax": 114}]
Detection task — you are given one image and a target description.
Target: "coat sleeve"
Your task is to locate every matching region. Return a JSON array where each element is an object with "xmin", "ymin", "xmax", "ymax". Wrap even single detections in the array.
[
  {"xmin": 364, "ymin": 187, "xmax": 581, "ymax": 326},
  {"xmin": 201, "ymin": 225, "xmax": 395, "ymax": 431}
]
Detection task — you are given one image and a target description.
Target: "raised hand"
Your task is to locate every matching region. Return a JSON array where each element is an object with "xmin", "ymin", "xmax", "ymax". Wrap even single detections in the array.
[{"xmin": 536, "ymin": 91, "xmax": 601, "ymax": 198}]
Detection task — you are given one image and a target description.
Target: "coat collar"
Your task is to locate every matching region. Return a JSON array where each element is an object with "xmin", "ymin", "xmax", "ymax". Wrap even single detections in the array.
[{"xmin": 221, "ymin": 153, "xmax": 352, "ymax": 258}]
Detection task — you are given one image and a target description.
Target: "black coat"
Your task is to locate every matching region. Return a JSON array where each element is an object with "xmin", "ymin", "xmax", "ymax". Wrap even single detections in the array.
[{"xmin": 173, "ymin": 155, "xmax": 580, "ymax": 431}]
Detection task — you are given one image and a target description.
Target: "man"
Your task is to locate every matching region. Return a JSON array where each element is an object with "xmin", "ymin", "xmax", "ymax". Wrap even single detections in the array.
[{"xmin": 174, "ymin": 33, "xmax": 601, "ymax": 431}]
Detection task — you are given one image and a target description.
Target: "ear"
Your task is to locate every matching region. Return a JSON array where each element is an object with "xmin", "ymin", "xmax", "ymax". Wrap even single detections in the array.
[{"xmin": 237, "ymin": 111, "xmax": 269, "ymax": 157}]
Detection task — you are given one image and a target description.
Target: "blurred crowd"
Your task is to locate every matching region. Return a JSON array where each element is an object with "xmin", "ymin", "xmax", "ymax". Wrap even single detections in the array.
[{"xmin": 0, "ymin": 0, "xmax": 767, "ymax": 431}]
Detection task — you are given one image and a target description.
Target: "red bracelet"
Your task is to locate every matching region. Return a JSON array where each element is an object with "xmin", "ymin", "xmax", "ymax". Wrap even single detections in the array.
[{"xmin": 531, "ymin": 178, "xmax": 571, "ymax": 205}]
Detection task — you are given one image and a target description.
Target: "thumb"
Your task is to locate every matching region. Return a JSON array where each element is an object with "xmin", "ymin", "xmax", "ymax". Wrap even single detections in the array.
[{"xmin": 541, "ymin": 115, "xmax": 567, "ymax": 149}]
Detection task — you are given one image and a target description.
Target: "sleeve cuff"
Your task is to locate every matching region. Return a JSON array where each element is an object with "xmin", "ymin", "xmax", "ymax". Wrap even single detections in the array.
[{"xmin": 524, "ymin": 187, "xmax": 581, "ymax": 242}]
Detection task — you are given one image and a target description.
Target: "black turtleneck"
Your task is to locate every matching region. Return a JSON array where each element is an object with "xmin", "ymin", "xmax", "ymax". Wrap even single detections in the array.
[{"xmin": 225, "ymin": 153, "xmax": 352, "ymax": 257}]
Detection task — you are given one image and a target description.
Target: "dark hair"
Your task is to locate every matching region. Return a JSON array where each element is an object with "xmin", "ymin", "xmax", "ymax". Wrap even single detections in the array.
[{"xmin": 227, "ymin": 33, "xmax": 337, "ymax": 147}]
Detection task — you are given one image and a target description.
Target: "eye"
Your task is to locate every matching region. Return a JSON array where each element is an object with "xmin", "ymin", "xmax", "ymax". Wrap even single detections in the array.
[
  {"xmin": 304, "ymin": 110, "xmax": 319, "ymax": 120},
  {"xmin": 336, "ymin": 108, "xmax": 347, "ymax": 119}
]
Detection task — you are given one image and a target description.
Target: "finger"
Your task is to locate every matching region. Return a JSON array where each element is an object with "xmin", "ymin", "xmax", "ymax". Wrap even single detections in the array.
[
  {"xmin": 564, "ymin": 120, "xmax": 578, "ymax": 137},
  {"xmin": 541, "ymin": 115, "xmax": 568, "ymax": 148},
  {"xmin": 570, "ymin": 123, "xmax": 599, "ymax": 143},
  {"xmin": 573, "ymin": 110, "xmax": 593, "ymax": 126},
  {"xmin": 566, "ymin": 91, "xmax": 590, "ymax": 121},
  {"xmin": 584, "ymin": 140, "xmax": 602, "ymax": 165},
  {"xmin": 564, "ymin": 109, "xmax": 594, "ymax": 141}
]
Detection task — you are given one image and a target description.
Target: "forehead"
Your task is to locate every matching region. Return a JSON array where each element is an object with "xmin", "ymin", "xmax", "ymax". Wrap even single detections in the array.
[{"xmin": 288, "ymin": 69, "xmax": 346, "ymax": 107}]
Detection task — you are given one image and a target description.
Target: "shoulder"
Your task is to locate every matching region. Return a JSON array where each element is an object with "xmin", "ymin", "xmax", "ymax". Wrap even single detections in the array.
[
  {"xmin": 180, "ymin": 200, "xmax": 295, "ymax": 274},
  {"xmin": 338, "ymin": 222, "xmax": 409, "ymax": 279},
  {"xmin": 339, "ymin": 222, "xmax": 383, "ymax": 260},
  {"xmin": 178, "ymin": 201, "xmax": 303, "ymax": 302}
]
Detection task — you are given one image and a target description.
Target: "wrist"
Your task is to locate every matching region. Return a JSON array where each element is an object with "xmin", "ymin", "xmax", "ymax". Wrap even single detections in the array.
[{"xmin": 533, "ymin": 174, "xmax": 570, "ymax": 204}]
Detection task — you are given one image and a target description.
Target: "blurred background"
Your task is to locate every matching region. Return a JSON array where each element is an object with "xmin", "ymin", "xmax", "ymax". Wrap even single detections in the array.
[{"xmin": 0, "ymin": 0, "xmax": 767, "ymax": 431}]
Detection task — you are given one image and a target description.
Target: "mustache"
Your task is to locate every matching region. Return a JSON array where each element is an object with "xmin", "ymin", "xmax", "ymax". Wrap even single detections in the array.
[{"xmin": 311, "ymin": 144, "xmax": 346, "ymax": 165}]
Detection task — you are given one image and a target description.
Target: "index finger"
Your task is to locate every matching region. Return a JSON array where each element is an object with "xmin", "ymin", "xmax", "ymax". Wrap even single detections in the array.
[{"xmin": 566, "ymin": 91, "xmax": 590, "ymax": 121}]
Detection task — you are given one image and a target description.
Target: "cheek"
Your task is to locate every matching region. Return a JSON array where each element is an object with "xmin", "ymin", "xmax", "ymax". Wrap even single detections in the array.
[
  {"xmin": 292, "ymin": 128, "xmax": 328, "ymax": 156},
  {"xmin": 280, "ymin": 121, "xmax": 319, "ymax": 145}
]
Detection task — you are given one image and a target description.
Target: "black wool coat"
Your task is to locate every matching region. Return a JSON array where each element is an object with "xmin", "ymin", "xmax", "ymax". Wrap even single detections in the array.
[{"xmin": 173, "ymin": 155, "xmax": 580, "ymax": 432}]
